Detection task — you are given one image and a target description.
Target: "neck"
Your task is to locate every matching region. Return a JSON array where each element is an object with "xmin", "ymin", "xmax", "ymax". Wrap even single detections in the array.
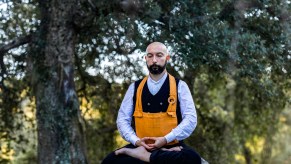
[{"xmin": 149, "ymin": 70, "xmax": 167, "ymax": 82}]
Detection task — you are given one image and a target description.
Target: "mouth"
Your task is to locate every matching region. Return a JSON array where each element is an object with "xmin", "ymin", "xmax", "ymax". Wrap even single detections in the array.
[
  {"xmin": 147, "ymin": 62, "xmax": 166, "ymax": 75},
  {"xmin": 152, "ymin": 65, "xmax": 159, "ymax": 70}
]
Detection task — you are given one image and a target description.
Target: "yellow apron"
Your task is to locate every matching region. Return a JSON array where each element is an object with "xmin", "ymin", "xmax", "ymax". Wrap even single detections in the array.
[{"xmin": 133, "ymin": 74, "xmax": 178, "ymax": 145}]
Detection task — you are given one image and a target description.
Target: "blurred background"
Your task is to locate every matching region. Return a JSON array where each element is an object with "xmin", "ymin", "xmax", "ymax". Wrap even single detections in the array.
[{"xmin": 0, "ymin": 0, "xmax": 290, "ymax": 163}]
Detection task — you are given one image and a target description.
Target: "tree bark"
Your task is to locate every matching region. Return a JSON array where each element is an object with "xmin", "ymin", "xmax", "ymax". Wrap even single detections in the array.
[{"xmin": 31, "ymin": 0, "xmax": 87, "ymax": 163}]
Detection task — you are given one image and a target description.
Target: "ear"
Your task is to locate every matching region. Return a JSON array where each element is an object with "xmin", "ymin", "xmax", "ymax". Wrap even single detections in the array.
[{"xmin": 166, "ymin": 55, "xmax": 170, "ymax": 61}]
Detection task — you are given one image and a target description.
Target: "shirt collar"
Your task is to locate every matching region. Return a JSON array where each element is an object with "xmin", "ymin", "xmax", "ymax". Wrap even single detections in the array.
[{"xmin": 148, "ymin": 72, "xmax": 168, "ymax": 84}]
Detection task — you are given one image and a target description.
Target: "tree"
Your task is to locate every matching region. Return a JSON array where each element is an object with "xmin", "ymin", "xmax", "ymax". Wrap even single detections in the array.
[
  {"xmin": 0, "ymin": 0, "xmax": 145, "ymax": 163},
  {"xmin": 1, "ymin": 0, "xmax": 290, "ymax": 163},
  {"xmin": 1, "ymin": 0, "xmax": 88, "ymax": 163}
]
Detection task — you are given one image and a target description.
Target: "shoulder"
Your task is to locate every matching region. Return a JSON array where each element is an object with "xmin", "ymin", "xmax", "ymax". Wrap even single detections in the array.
[
  {"xmin": 174, "ymin": 77, "xmax": 180, "ymax": 85},
  {"xmin": 168, "ymin": 73, "xmax": 180, "ymax": 85},
  {"xmin": 134, "ymin": 79, "xmax": 143, "ymax": 86},
  {"xmin": 175, "ymin": 78, "xmax": 190, "ymax": 91},
  {"xmin": 177, "ymin": 79, "xmax": 187, "ymax": 85},
  {"xmin": 133, "ymin": 79, "xmax": 143, "ymax": 90}
]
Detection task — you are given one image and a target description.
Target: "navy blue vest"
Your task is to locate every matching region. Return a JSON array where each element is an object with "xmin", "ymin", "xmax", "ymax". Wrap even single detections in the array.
[{"xmin": 132, "ymin": 75, "xmax": 182, "ymax": 124}]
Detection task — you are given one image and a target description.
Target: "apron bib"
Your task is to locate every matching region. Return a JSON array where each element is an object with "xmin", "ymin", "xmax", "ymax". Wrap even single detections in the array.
[{"xmin": 133, "ymin": 74, "xmax": 178, "ymax": 145}]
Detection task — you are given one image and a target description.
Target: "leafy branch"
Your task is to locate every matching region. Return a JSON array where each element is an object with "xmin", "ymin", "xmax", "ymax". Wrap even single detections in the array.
[{"xmin": 0, "ymin": 34, "xmax": 32, "ymax": 56}]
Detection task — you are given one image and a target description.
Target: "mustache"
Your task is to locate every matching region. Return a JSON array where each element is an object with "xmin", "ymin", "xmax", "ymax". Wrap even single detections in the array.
[
  {"xmin": 151, "ymin": 64, "xmax": 160, "ymax": 67},
  {"xmin": 149, "ymin": 64, "xmax": 162, "ymax": 70},
  {"xmin": 147, "ymin": 62, "xmax": 167, "ymax": 74}
]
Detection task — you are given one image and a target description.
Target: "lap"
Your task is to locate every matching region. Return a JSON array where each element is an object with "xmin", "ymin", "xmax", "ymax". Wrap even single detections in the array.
[
  {"xmin": 102, "ymin": 143, "xmax": 201, "ymax": 164},
  {"xmin": 150, "ymin": 143, "xmax": 201, "ymax": 164}
]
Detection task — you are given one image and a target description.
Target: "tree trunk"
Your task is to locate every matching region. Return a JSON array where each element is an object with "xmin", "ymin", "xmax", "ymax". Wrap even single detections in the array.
[{"xmin": 31, "ymin": 0, "xmax": 87, "ymax": 163}]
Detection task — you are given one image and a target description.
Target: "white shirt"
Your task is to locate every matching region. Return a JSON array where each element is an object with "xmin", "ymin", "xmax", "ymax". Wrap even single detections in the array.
[{"xmin": 116, "ymin": 73, "xmax": 197, "ymax": 145}]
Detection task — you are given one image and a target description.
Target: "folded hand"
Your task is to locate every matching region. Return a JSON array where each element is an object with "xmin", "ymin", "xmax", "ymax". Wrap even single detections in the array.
[{"xmin": 141, "ymin": 137, "xmax": 167, "ymax": 151}]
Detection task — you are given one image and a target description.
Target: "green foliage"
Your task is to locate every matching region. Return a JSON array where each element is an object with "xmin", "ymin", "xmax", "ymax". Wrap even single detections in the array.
[{"xmin": 0, "ymin": 0, "xmax": 290, "ymax": 163}]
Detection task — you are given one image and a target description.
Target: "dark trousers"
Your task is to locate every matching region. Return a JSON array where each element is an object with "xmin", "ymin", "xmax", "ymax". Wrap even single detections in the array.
[{"xmin": 102, "ymin": 142, "xmax": 201, "ymax": 164}]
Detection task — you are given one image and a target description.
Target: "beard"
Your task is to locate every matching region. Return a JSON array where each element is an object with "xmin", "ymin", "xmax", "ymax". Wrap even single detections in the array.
[{"xmin": 147, "ymin": 61, "xmax": 167, "ymax": 75}]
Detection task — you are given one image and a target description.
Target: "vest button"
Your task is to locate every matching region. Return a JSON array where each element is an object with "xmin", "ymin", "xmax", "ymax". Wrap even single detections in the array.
[
  {"xmin": 160, "ymin": 102, "xmax": 163, "ymax": 105},
  {"xmin": 147, "ymin": 103, "xmax": 150, "ymax": 106}
]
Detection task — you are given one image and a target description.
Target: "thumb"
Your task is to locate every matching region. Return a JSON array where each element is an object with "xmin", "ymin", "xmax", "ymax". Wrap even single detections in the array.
[{"xmin": 147, "ymin": 137, "xmax": 157, "ymax": 140}]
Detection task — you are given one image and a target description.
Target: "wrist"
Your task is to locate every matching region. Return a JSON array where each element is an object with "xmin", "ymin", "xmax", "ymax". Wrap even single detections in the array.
[
  {"xmin": 130, "ymin": 136, "xmax": 140, "ymax": 146},
  {"xmin": 162, "ymin": 137, "xmax": 167, "ymax": 145},
  {"xmin": 164, "ymin": 132, "xmax": 176, "ymax": 143},
  {"xmin": 135, "ymin": 140, "xmax": 141, "ymax": 146}
]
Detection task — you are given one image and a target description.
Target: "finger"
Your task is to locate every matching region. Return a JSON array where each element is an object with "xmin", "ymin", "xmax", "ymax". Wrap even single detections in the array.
[
  {"xmin": 147, "ymin": 144, "xmax": 155, "ymax": 147},
  {"xmin": 147, "ymin": 147, "xmax": 156, "ymax": 151},
  {"xmin": 141, "ymin": 142, "xmax": 152, "ymax": 150},
  {"xmin": 147, "ymin": 137, "xmax": 157, "ymax": 140},
  {"xmin": 141, "ymin": 137, "xmax": 148, "ymax": 141},
  {"xmin": 141, "ymin": 142, "xmax": 150, "ymax": 149},
  {"xmin": 142, "ymin": 137, "xmax": 153, "ymax": 140},
  {"xmin": 141, "ymin": 137, "xmax": 153, "ymax": 143}
]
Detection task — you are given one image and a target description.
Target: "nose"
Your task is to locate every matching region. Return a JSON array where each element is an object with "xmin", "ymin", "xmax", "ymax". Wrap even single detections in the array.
[{"xmin": 152, "ymin": 55, "xmax": 157, "ymax": 62}]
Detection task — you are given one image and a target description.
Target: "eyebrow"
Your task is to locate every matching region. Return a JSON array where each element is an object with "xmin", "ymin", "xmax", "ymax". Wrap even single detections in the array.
[{"xmin": 146, "ymin": 52, "xmax": 165, "ymax": 55}]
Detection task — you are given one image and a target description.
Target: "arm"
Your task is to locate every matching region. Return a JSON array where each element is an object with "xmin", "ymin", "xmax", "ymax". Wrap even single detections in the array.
[
  {"xmin": 116, "ymin": 83, "xmax": 140, "ymax": 145},
  {"xmin": 116, "ymin": 83, "xmax": 156, "ymax": 149},
  {"xmin": 164, "ymin": 80, "xmax": 197, "ymax": 143}
]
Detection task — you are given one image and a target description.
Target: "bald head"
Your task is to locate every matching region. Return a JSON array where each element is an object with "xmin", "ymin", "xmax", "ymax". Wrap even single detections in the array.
[
  {"xmin": 145, "ymin": 42, "xmax": 170, "ymax": 75},
  {"xmin": 146, "ymin": 42, "xmax": 169, "ymax": 55}
]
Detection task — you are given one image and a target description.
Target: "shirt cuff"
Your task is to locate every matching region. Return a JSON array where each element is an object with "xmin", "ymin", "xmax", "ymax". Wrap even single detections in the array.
[
  {"xmin": 164, "ymin": 132, "xmax": 176, "ymax": 143},
  {"xmin": 130, "ymin": 135, "xmax": 140, "ymax": 146}
]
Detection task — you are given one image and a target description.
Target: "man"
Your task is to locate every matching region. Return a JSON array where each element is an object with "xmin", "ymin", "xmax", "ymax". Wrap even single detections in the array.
[{"xmin": 102, "ymin": 42, "xmax": 201, "ymax": 163}]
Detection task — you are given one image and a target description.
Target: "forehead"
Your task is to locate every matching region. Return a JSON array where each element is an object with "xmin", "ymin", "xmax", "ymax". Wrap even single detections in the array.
[{"xmin": 146, "ymin": 43, "xmax": 168, "ymax": 54}]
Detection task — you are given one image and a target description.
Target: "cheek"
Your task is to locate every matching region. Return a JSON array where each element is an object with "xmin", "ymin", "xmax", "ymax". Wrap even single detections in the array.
[
  {"xmin": 159, "ymin": 59, "xmax": 166, "ymax": 64},
  {"xmin": 146, "ymin": 60, "xmax": 152, "ymax": 65}
]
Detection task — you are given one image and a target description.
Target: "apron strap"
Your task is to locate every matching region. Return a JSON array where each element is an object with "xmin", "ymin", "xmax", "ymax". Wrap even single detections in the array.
[
  {"xmin": 133, "ymin": 76, "xmax": 148, "ymax": 117},
  {"xmin": 167, "ymin": 74, "xmax": 177, "ymax": 117}
]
